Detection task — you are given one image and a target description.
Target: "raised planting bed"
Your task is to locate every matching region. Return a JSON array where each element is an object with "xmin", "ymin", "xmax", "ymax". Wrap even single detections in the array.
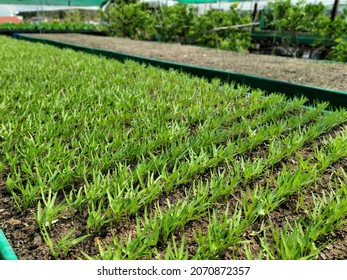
[
  {"xmin": 26, "ymin": 33, "xmax": 347, "ymax": 93},
  {"xmin": 1, "ymin": 36, "xmax": 347, "ymax": 260},
  {"xmin": 14, "ymin": 33, "xmax": 347, "ymax": 109},
  {"xmin": 0, "ymin": 22, "xmax": 105, "ymax": 35}
]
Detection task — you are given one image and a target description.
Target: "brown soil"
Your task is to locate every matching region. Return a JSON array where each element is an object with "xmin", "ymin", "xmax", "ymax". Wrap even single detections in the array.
[{"xmin": 29, "ymin": 34, "xmax": 347, "ymax": 92}]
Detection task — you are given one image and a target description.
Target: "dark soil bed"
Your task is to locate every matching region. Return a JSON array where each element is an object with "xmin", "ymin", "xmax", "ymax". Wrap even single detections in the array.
[{"xmin": 29, "ymin": 33, "xmax": 347, "ymax": 92}]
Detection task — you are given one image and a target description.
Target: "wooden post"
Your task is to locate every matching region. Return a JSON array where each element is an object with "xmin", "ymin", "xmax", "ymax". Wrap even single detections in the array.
[
  {"xmin": 331, "ymin": 0, "xmax": 340, "ymax": 21},
  {"xmin": 252, "ymin": 3, "xmax": 258, "ymax": 23},
  {"xmin": 251, "ymin": 2, "xmax": 258, "ymax": 32}
]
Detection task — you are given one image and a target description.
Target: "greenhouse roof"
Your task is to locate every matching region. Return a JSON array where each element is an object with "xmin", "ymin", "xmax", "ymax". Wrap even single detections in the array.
[
  {"xmin": 0, "ymin": 1, "xmax": 108, "ymax": 6},
  {"xmin": 0, "ymin": 1, "xmax": 109, "ymax": 15}
]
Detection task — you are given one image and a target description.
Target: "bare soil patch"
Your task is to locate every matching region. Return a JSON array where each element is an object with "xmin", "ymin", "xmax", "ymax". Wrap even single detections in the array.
[{"xmin": 29, "ymin": 34, "xmax": 347, "ymax": 92}]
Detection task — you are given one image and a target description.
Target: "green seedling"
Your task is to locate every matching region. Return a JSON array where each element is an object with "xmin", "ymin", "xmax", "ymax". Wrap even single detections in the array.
[
  {"xmin": 40, "ymin": 226, "xmax": 89, "ymax": 259},
  {"xmin": 163, "ymin": 236, "xmax": 189, "ymax": 260},
  {"xmin": 35, "ymin": 188, "xmax": 65, "ymax": 229}
]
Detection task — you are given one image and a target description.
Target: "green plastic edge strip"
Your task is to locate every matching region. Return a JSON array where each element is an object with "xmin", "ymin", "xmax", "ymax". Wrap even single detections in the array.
[
  {"xmin": 0, "ymin": 229, "xmax": 18, "ymax": 260},
  {"xmin": 13, "ymin": 33, "xmax": 347, "ymax": 109}
]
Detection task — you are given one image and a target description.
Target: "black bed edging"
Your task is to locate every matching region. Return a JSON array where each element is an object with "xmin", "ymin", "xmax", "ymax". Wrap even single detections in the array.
[{"xmin": 13, "ymin": 33, "xmax": 347, "ymax": 109}]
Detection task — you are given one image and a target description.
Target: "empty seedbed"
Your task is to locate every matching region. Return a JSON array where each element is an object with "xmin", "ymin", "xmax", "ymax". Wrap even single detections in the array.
[
  {"xmin": 1, "ymin": 36, "xmax": 347, "ymax": 260},
  {"xmin": 25, "ymin": 34, "xmax": 347, "ymax": 93}
]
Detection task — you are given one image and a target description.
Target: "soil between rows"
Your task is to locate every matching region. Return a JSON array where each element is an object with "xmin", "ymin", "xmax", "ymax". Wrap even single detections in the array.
[
  {"xmin": 1, "ymin": 123, "xmax": 347, "ymax": 260},
  {"xmin": 28, "ymin": 33, "xmax": 347, "ymax": 93}
]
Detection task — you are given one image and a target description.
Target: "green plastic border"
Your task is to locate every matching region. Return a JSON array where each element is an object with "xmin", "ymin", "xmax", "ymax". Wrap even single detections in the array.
[
  {"xmin": 251, "ymin": 31, "xmax": 316, "ymax": 45},
  {"xmin": 13, "ymin": 33, "xmax": 347, "ymax": 109},
  {"xmin": 0, "ymin": 229, "xmax": 18, "ymax": 260}
]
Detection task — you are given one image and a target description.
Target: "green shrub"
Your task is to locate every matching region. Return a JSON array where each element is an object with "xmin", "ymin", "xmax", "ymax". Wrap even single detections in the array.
[
  {"xmin": 262, "ymin": 0, "xmax": 347, "ymax": 58},
  {"xmin": 101, "ymin": 3, "xmax": 252, "ymax": 52},
  {"xmin": 188, "ymin": 5, "xmax": 252, "ymax": 52},
  {"xmin": 101, "ymin": 3, "xmax": 155, "ymax": 40},
  {"xmin": 327, "ymin": 40, "xmax": 347, "ymax": 62},
  {"xmin": 154, "ymin": 4, "xmax": 198, "ymax": 43},
  {"xmin": 266, "ymin": 0, "xmax": 328, "ymax": 33}
]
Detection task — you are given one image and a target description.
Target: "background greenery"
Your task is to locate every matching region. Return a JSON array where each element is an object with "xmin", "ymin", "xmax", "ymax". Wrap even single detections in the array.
[{"xmin": 1, "ymin": 0, "xmax": 346, "ymax": 61}]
